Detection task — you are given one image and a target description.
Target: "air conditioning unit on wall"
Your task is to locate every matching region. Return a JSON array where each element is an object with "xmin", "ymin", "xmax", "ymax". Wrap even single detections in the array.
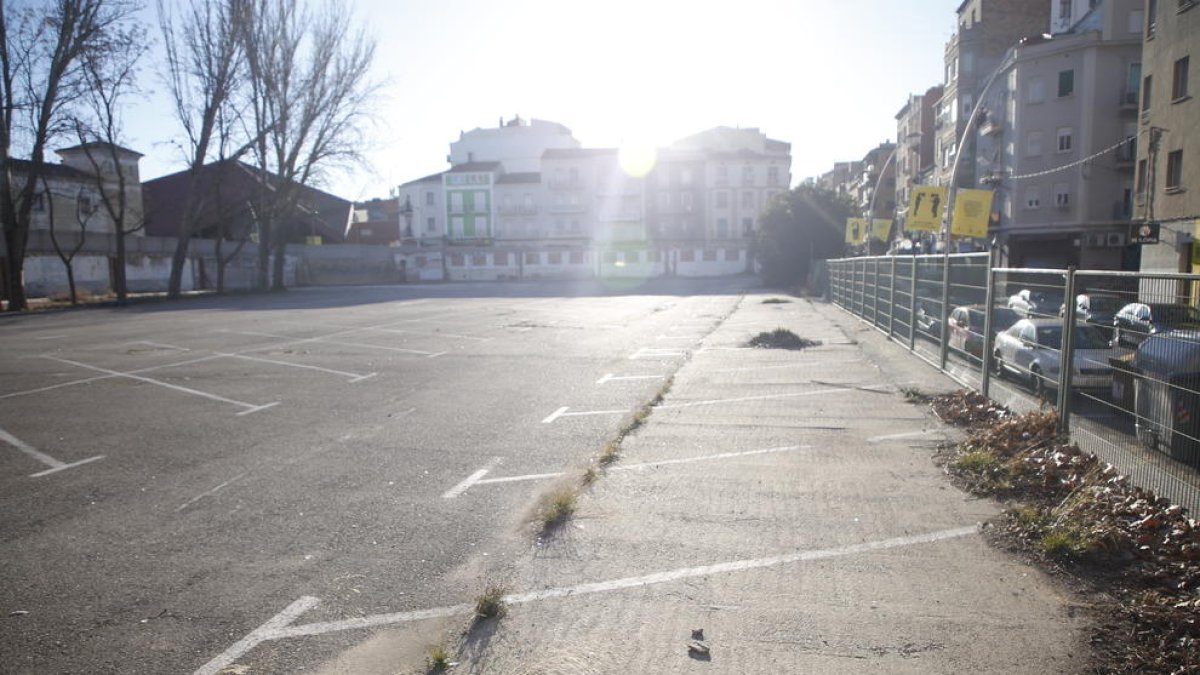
[
  {"xmin": 1106, "ymin": 232, "xmax": 1126, "ymax": 247},
  {"xmin": 1083, "ymin": 233, "xmax": 1105, "ymax": 247}
]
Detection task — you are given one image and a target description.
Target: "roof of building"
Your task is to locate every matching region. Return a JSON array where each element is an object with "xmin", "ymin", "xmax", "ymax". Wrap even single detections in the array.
[
  {"xmin": 7, "ymin": 158, "xmax": 96, "ymax": 181},
  {"xmin": 142, "ymin": 159, "xmax": 351, "ymax": 242},
  {"xmin": 399, "ymin": 171, "xmax": 446, "ymax": 187},
  {"xmin": 542, "ymin": 148, "xmax": 617, "ymax": 159},
  {"xmin": 57, "ymin": 141, "xmax": 144, "ymax": 158},
  {"xmin": 447, "ymin": 161, "xmax": 503, "ymax": 173},
  {"xmin": 495, "ymin": 172, "xmax": 540, "ymax": 184}
]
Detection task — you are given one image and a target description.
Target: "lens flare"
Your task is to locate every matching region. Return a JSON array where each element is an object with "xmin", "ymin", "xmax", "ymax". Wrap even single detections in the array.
[{"xmin": 617, "ymin": 144, "xmax": 657, "ymax": 178}]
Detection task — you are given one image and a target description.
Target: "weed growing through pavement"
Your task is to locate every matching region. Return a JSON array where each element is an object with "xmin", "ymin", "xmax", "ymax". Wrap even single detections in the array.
[
  {"xmin": 425, "ymin": 644, "xmax": 453, "ymax": 673},
  {"xmin": 538, "ymin": 488, "xmax": 577, "ymax": 530},
  {"xmin": 747, "ymin": 328, "xmax": 819, "ymax": 350},
  {"xmin": 473, "ymin": 584, "xmax": 508, "ymax": 622}
]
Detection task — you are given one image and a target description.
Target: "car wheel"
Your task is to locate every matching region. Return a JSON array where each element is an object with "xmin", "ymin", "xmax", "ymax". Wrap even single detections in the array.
[
  {"xmin": 1113, "ymin": 326, "xmax": 1124, "ymax": 348},
  {"xmin": 1031, "ymin": 365, "xmax": 1049, "ymax": 400},
  {"xmin": 992, "ymin": 352, "xmax": 1005, "ymax": 378}
]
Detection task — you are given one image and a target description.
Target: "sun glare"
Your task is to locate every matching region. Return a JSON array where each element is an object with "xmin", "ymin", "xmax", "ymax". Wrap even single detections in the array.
[{"xmin": 617, "ymin": 142, "xmax": 657, "ymax": 178}]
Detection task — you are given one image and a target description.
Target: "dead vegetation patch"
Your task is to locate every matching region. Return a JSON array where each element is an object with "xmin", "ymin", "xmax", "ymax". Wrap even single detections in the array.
[
  {"xmin": 746, "ymin": 328, "xmax": 819, "ymax": 350},
  {"xmin": 931, "ymin": 389, "xmax": 1200, "ymax": 674}
]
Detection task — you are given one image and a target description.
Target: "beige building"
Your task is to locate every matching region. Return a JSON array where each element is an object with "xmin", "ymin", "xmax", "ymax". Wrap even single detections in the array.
[
  {"xmin": 976, "ymin": 0, "xmax": 1145, "ymax": 268},
  {"xmin": 22, "ymin": 143, "xmax": 144, "ymax": 237},
  {"xmin": 935, "ymin": 0, "xmax": 1048, "ymax": 190},
  {"xmin": 895, "ymin": 85, "xmax": 943, "ymax": 236},
  {"xmin": 1134, "ymin": 0, "xmax": 1199, "ymax": 277}
]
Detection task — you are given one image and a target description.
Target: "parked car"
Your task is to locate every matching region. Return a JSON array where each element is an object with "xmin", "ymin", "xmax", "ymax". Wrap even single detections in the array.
[
  {"xmin": 993, "ymin": 318, "xmax": 1114, "ymax": 397},
  {"xmin": 1062, "ymin": 292, "xmax": 1125, "ymax": 338},
  {"xmin": 1007, "ymin": 288, "xmax": 1065, "ymax": 319},
  {"xmin": 1112, "ymin": 302, "xmax": 1200, "ymax": 348},
  {"xmin": 947, "ymin": 304, "xmax": 1021, "ymax": 358},
  {"xmin": 915, "ymin": 301, "xmax": 941, "ymax": 338}
]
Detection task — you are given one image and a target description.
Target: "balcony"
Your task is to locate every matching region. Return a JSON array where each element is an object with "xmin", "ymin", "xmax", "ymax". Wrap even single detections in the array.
[
  {"xmin": 1114, "ymin": 137, "xmax": 1137, "ymax": 168},
  {"xmin": 498, "ymin": 204, "xmax": 539, "ymax": 216},
  {"xmin": 1119, "ymin": 88, "xmax": 1140, "ymax": 110},
  {"xmin": 978, "ymin": 113, "xmax": 1003, "ymax": 136}
]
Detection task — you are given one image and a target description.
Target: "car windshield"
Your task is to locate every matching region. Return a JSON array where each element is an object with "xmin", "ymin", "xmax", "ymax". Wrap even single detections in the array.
[
  {"xmin": 1035, "ymin": 324, "xmax": 1109, "ymax": 350},
  {"xmin": 1151, "ymin": 304, "xmax": 1200, "ymax": 324},
  {"xmin": 1087, "ymin": 296, "xmax": 1124, "ymax": 313},
  {"xmin": 968, "ymin": 308, "xmax": 1019, "ymax": 330},
  {"xmin": 1032, "ymin": 292, "xmax": 1063, "ymax": 307}
]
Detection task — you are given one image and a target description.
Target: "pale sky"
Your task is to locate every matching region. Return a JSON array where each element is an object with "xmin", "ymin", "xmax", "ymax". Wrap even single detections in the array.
[{"xmin": 125, "ymin": 0, "xmax": 961, "ymax": 202}]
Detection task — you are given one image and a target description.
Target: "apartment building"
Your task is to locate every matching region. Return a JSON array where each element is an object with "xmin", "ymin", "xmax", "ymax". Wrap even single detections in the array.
[
  {"xmin": 1134, "ymin": 0, "xmax": 1199, "ymax": 275},
  {"xmin": 18, "ymin": 143, "xmax": 145, "ymax": 237},
  {"xmin": 895, "ymin": 86, "xmax": 943, "ymax": 233},
  {"xmin": 935, "ymin": 0, "xmax": 1048, "ymax": 189},
  {"xmin": 976, "ymin": 0, "xmax": 1145, "ymax": 268},
  {"xmin": 817, "ymin": 161, "xmax": 862, "ymax": 198},
  {"xmin": 448, "ymin": 116, "xmax": 580, "ymax": 173}
]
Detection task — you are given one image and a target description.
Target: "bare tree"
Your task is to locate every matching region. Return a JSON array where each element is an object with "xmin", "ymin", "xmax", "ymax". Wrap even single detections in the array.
[
  {"xmin": 241, "ymin": 0, "xmax": 376, "ymax": 291},
  {"xmin": 159, "ymin": 0, "xmax": 247, "ymax": 298},
  {"xmin": 0, "ymin": 0, "xmax": 139, "ymax": 311},
  {"xmin": 43, "ymin": 177, "xmax": 94, "ymax": 304},
  {"xmin": 72, "ymin": 16, "xmax": 149, "ymax": 304}
]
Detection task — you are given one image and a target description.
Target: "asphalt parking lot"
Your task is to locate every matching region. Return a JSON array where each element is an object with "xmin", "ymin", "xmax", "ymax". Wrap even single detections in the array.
[{"xmin": 0, "ymin": 277, "xmax": 754, "ymax": 674}]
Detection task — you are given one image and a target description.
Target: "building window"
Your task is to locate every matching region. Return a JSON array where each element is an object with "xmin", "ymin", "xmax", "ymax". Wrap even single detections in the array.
[
  {"xmin": 1173, "ymin": 56, "xmax": 1190, "ymax": 100},
  {"xmin": 742, "ymin": 217, "xmax": 753, "ymax": 236},
  {"xmin": 450, "ymin": 192, "xmax": 464, "ymax": 213},
  {"xmin": 1166, "ymin": 150, "xmax": 1184, "ymax": 191},
  {"xmin": 78, "ymin": 193, "xmax": 94, "ymax": 216},
  {"xmin": 681, "ymin": 168, "xmax": 693, "ymax": 186},
  {"xmin": 570, "ymin": 251, "xmax": 583, "ymax": 264},
  {"xmin": 475, "ymin": 191, "xmax": 488, "ymax": 213},
  {"xmin": 494, "ymin": 252, "xmax": 508, "ymax": 266},
  {"xmin": 626, "ymin": 251, "xmax": 640, "ymax": 263},
  {"xmin": 426, "ymin": 216, "xmax": 436, "ymax": 232},
  {"xmin": 1057, "ymin": 127, "xmax": 1073, "ymax": 152},
  {"xmin": 1054, "ymin": 183, "xmax": 1070, "ymax": 208},
  {"xmin": 680, "ymin": 192, "xmax": 693, "ymax": 210},
  {"xmin": 548, "ymin": 252, "xmax": 562, "ymax": 265},
  {"xmin": 741, "ymin": 191, "xmax": 754, "ymax": 208},
  {"xmin": 425, "ymin": 191, "xmax": 434, "ymax": 206},
  {"xmin": 525, "ymin": 252, "xmax": 540, "ymax": 264},
  {"xmin": 1057, "ymin": 69, "xmax": 1075, "ymax": 97},
  {"xmin": 1025, "ymin": 186, "xmax": 1041, "ymax": 209},
  {"xmin": 1142, "ymin": 74, "xmax": 1154, "ymax": 114},
  {"xmin": 767, "ymin": 166, "xmax": 779, "ymax": 185},
  {"xmin": 1028, "ymin": 77, "xmax": 1046, "ymax": 103},
  {"xmin": 1136, "ymin": 159, "xmax": 1148, "ymax": 196},
  {"xmin": 1129, "ymin": 9, "xmax": 1144, "ymax": 33},
  {"xmin": 715, "ymin": 191, "xmax": 728, "ymax": 209},
  {"xmin": 725, "ymin": 248, "xmax": 739, "ymax": 261},
  {"xmin": 715, "ymin": 165, "xmax": 728, "ymax": 185},
  {"xmin": 450, "ymin": 253, "xmax": 464, "ymax": 267},
  {"xmin": 1147, "ymin": 0, "xmax": 1158, "ymax": 35},
  {"xmin": 1026, "ymin": 131, "xmax": 1043, "ymax": 157},
  {"xmin": 716, "ymin": 218, "xmax": 728, "ymax": 238},
  {"xmin": 31, "ymin": 191, "xmax": 45, "ymax": 212},
  {"xmin": 680, "ymin": 249, "xmax": 695, "ymax": 262},
  {"xmin": 742, "ymin": 166, "xmax": 754, "ymax": 185},
  {"xmin": 961, "ymin": 93, "xmax": 973, "ymax": 117}
]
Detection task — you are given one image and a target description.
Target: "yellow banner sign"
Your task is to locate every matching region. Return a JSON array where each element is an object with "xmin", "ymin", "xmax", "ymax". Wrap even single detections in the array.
[
  {"xmin": 906, "ymin": 186, "xmax": 946, "ymax": 232},
  {"xmin": 869, "ymin": 218, "xmax": 893, "ymax": 242},
  {"xmin": 845, "ymin": 218, "xmax": 866, "ymax": 244},
  {"xmin": 951, "ymin": 189, "xmax": 994, "ymax": 238}
]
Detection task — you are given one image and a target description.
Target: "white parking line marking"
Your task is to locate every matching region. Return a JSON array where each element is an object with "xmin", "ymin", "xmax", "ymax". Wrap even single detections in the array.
[
  {"xmin": 440, "ymin": 457, "xmax": 503, "ymax": 499},
  {"xmin": 128, "ymin": 341, "xmax": 191, "ymax": 352},
  {"xmin": 195, "ymin": 527, "xmax": 977, "ymax": 672},
  {"xmin": 595, "ymin": 373, "xmax": 664, "ymax": 385},
  {"xmin": 456, "ymin": 444, "xmax": 813, "ymax": 495},
  {"xmin": 656, "ymin": 335, "xmax": 699, "ymax": 341},
  {"xmin": 867, "ymin": 430, "xmax": 940, "ymax": 443},
  {"xmin": 178, "ymin": 473, "xmax": 247, "ymax": 511},
  {"xmin": 34, "ymin": 334, "xmax": 67, "ymax": 341},
  {"xmin": 43, "ymin": 355, "xmax": 279, "ymax": 416},
  {"xmin": 541, "ymin": 406, "xmax": 570, "ymax": 424},
  {"xmin": 370, "ymin": 328, "xmax": 491, "ymax": 342},
  {"xmin": 193, "ymin": 596, "xmax": 322, "ymax": 675},
  {"xmin": 629, "ymin": 347, "xmax": 687, "ymax": 360},
  {"xmin": 0, "ymin": 427, "xmax": 105, "ymax": 477},
  {"xmin": 221, "ymin": 353, "xmax": 376, "ymax": 383}
]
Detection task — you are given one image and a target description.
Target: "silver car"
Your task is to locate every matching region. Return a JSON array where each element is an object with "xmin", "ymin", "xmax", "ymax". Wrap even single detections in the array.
[{"xmin": 993, "ymin": 318, "xmax": 1113, "ymax": 397}]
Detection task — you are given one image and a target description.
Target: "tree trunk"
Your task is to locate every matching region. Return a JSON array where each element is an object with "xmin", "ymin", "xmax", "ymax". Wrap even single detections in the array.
[
  {"xmin": 66, "ymin": 263, "xmax": 77, "ymax": 305},
  {"xmin": 3, "ymin": 227, "xmax": 28, "ymax": 311},
  {"xmin": 167, "ymin": 234, "xmax": 190, "ymax": 297},
  {"xmin": 271, "ymin": 237, "xmax": 286, "ymax": 291},
  {"xmin": 113, "ymin": 232, "xmax": 127, "ymax": 303},
  {"xmin": 255, "ymin": 225, "xmax": 270, "ymax": 290}
]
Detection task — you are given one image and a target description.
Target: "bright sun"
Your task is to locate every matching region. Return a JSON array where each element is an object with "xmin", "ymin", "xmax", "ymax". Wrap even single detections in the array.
[{"xmin": 617, "ymin": 141, "xmax": 658, "ymax": 178}]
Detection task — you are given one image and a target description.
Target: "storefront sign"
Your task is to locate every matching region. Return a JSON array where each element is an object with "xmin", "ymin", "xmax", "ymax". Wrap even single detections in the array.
[{"xmin": 1130, "ymin": 221, "xmax": 1160, "ymax": 245}]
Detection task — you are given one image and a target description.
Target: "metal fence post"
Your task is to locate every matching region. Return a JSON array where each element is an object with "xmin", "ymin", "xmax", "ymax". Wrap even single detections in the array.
[
  {"xmin": 888, "ymin": 256, "xmax": 897, "ymax": 338},
  {"xmin": 909, "ymin": 257, "xmax": 918, "ymax": 351},
  {"xmin": 981, "ymin": 263, "xmax": 997, "ymax": 398},
  {"xmin": 1057, "ymin": 267, "xmax": 1077, "ymax": 435},
  {"xmin": 939, "ymin": 256, "xmax": 951, "ymax": 369}
]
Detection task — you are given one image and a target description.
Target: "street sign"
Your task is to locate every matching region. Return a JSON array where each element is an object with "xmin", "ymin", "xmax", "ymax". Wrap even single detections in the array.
[
  {"xmin": 951, "ymin": 189, "xmax": 993, "ymax": 238},
  {"xmin": 906, "ymin": 186, "xmax": 946, "ymax": 232},
  {"xmin": 845, "ymin": 218, "xmax": 866, "ymax": 244},
  {"xmin": 1130, "ymin": 221, "xmax": 1160, "ymax": 245},
  {"xmin": 869, "ymin": 218, "xmax": 893, "ymax": 241}
]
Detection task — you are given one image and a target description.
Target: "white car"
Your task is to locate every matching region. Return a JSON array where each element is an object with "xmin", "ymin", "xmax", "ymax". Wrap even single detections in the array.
[{"xmin": 992, "ymin": 318, "xmax": 1114, "ymax": 397}]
